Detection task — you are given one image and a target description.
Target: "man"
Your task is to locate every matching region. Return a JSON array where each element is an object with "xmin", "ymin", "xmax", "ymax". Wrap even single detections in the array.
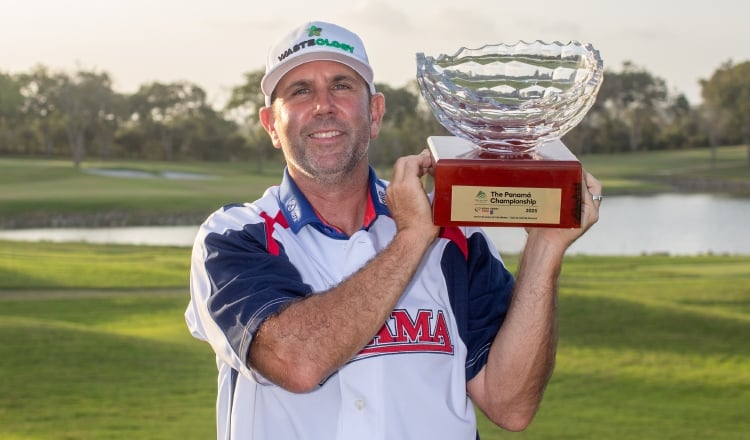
[{"xmin": 186, "ymin": 21, "xmax": 602, "ymax": 440}]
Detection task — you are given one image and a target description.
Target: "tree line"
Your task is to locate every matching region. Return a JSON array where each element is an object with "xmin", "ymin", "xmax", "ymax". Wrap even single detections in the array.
[{"xmin": 0, "ymin": 60, "xmax": 748, "ymax": 169}]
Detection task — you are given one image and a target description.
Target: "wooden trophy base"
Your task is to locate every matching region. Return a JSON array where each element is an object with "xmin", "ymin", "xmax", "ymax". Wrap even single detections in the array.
[{"xmin": 428, "ymin": 136, "xmax": 582, "ymax": 228}]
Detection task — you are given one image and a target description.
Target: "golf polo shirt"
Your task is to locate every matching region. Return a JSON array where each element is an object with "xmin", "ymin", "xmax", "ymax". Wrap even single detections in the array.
[{"xmin": 186, "ymin": 167, "xmax": 515, "ymax": 440}]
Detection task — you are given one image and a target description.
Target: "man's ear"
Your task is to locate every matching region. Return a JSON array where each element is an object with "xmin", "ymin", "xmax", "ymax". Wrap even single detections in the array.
[
  {"xmin": 369, "ymin": 93, "xmax": 386, "ymax": 140},
  {"xmin": 259, "ymin": 106, "xmax": 282, "ymax": 149}
]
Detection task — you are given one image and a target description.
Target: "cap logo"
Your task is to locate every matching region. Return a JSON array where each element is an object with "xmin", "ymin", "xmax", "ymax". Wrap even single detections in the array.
[
  {"xmin": 307, "ymin": 25, "xmax": 322, "ymax": 37},
  {"xmin": 276, "ymin": 25, "xmax": 356, "ymax": 63}
]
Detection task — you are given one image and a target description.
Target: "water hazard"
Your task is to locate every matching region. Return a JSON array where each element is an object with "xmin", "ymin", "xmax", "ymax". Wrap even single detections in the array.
[{"xmin": 0, "ymin": 194, "xmax": 748, "ymax": 256}]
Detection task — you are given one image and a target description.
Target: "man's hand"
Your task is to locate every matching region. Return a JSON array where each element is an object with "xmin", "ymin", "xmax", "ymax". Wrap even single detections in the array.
[
  {"xmin": 386, "ymin": 149, "xmax": 439, "ymax": 244},
  {"xmin": 524, "ymin": 170, "xmax": 602, "ymax": 255}
]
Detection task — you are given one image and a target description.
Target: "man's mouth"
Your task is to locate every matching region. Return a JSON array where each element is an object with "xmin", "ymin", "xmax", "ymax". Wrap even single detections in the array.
[{"xmin": 309, "ymin": 130, "xmax": 343, "ymax": 139}]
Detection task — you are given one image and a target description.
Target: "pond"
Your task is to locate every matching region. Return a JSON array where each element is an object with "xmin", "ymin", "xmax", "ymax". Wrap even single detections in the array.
[
  {"xmin": 0, "ymin": 194, "xmax": 747, "ymax": 256},
  {"xmin": 486, "ymin": 193, "xmax": 749, "ymax": 255}
]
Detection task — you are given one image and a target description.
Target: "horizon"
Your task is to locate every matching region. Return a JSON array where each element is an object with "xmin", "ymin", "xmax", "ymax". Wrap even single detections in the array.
[{"xmin": 2, "ymin": 0, "xmax": 749, "ymax": 106}]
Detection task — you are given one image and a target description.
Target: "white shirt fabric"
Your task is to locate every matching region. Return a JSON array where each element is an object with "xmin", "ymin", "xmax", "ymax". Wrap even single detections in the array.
[{"xmin": 186, "ymin": 168, "xmax": 514, "ymax": 440}]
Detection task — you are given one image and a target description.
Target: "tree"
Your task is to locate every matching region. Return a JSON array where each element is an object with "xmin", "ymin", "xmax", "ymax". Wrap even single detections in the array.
[
  {"xmin": 54, "ymin": 70, "xmax": 118, "ymax": 167},
  {"xmin": 701, "ymin": 60, "xmax": 750, "ymax": 165},
  {"xmin": 598, "ymin": 62, "xmax": 668, "ymax": 152},
  {"xmin": 659, "ymin": 93, "xmax": 703, "ymax": 151},
  {"xmin": 174, "ymin": 105, "xmax": 245, "ymax": 161},
  {"xmin": 698, "ymin": 104, "xmax": 731, "ymax": 166},
  {"xmin": 226, "ymin": 70, "xmax": 275, "ymax": 172},
  {"xmin": 372, "ymin": 82, "xmax": 419, "ymax": 165},
  {"xmin": 370, "ymin": 80, "xmax": 450, "ymax": 168},
  {"xmin": 0, "ymin": 72, "xmax": 24, "ymax": 153},
  {"xmin": 17, "ymin": 66, "xmax": 65, "ymax": 157},
  {"xmin": 129, "ymin": 81, "xmax": 210, "ymax": 160},
  {"xmin": 225, "ymin": 70, "xmax": 266, "ymax": 120}
]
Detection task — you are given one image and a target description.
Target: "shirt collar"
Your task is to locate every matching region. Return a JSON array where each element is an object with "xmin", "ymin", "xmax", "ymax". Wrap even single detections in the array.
[{"xmin": 278, "ymin": 167, "xmax": 390, "ymax": 238}]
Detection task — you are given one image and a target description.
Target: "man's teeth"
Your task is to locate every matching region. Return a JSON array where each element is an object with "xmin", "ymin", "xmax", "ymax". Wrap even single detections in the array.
[{"xmin": 311, "ymin": 131, "xmax": 341, "ymax": 139}]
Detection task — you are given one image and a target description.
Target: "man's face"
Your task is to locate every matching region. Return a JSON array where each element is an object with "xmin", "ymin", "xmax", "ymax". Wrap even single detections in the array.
[{"xmin": 260, "ymin": 60, "xmax": 384, "ymax": 185}]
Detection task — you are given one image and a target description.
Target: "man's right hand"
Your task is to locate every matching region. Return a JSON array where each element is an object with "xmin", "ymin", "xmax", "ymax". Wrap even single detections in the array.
[{"xmin": 386, "ymin": 149, "xmax": 439, "ymax": 246}]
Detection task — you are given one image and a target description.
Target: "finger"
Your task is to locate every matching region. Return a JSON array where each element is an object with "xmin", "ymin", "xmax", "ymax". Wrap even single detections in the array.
[
  {"xmin": 419, "ymin": 149, "xmax": 436, "ymax": 176},
  {"xmin": 390, "ymin": 156, "xmax": 410, "ymax": 184},
  {"xmin": 584, "ymin": 171, "xmax": 602, "ymax": 194},
  {"xmin": 409, "ymin": 149, "xmax": 433, "ymax": 178},
  {"xmin": 582, "ymin": 171, "xmax": 603, "ymax": 204},
  {"xmin": 392, "ymin": 152, "xmax": 430, "ymax": 183},
  {"xmin": 579, "ymin": 171, "xmax": 601, "ymax": 230}
]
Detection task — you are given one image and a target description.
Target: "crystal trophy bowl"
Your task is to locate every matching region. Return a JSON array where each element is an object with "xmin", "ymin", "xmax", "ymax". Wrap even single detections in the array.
[{"xmin": 416, "ymin": 40, "xmax": 604, "ymax": 155}]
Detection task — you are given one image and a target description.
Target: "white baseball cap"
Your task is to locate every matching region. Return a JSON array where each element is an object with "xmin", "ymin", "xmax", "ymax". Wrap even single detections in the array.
[{"xmin": 261, "ymin": 21, "xmax": 376, "ymax": 106}]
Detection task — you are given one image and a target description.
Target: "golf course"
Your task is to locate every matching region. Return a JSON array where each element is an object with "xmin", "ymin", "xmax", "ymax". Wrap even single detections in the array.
[{"xmin": 1, "ymin": 145, "xmax": 749, "ymax": 439}]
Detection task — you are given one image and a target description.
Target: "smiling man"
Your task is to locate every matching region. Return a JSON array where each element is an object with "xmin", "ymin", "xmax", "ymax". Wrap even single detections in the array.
[{"xmin": 186, "ymin": 20, "xmax": 602, "ymax": 440}]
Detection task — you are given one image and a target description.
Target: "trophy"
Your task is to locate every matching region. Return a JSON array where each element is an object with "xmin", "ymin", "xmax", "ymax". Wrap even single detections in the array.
[{"xmin": 416, "ymin": 40, "xmax": 603, "ymax": 228}]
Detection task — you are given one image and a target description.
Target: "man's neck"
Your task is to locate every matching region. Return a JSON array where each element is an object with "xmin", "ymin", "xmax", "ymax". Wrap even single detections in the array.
[{"xmin": 291, "ymin": 166, "xmax": 371, "ymax": 236}]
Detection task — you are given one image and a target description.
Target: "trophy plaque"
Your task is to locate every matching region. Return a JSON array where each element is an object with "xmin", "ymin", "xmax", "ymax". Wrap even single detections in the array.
[{"xmin": 416, "ymin": 41, "xmax": 603, "ymax": 228}]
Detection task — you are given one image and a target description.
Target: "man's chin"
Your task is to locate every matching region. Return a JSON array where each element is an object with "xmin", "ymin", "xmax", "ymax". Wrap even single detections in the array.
[{"xmin": 308, "ymin": 163, "xmax": 366, "ymax": 185}]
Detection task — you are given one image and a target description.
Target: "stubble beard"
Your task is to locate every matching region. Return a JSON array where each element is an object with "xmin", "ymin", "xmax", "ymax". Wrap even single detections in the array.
[{"xmin": 288, "ymin": 118, "xmax": 371, "ymax": 186}]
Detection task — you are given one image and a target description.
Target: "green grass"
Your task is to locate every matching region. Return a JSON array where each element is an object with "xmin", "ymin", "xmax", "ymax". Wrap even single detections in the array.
[
  {"xmin": 1, "ymin": 241, "xmax": 748, "ymax": 439},
  {"xmin": 1, "ymin": 145, "xmax": 748, "ymax": 227},
  {"xmin": 0, "ymin": 241, "xmax": 215, "ymax": 440},
  {"xmin": 0, "ymin": 241, "xmax": 190, "ymax": 289},
  {"xmin": 579, "ymin": 144, "xmax": 750, "ymax": 195},
  {"xmin": 478, "ymin": 254, "xmax": 750, "ymax": 439},
  {"xmin": 0, "ymin": 291, "xmax": 215, "ymax": 440},
  {"xmin": 0, "ymin": 157, "xmax": 284, "ymax": 226}
]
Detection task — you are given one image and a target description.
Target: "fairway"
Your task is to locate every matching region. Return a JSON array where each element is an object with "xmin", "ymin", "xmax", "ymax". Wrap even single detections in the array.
[
  {"xmin": 1, "ymin": 241, "xmax": 748, "ymax": 439},
  {"xmin": 1, "ymin": 144, "xmax": 748, "ymax": 229}
]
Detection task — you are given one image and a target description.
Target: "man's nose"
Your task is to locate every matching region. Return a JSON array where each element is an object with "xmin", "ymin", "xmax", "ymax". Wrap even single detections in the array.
[{"xmin": 312, "ymin": 90, "xmax": 336, "ymax": 115}]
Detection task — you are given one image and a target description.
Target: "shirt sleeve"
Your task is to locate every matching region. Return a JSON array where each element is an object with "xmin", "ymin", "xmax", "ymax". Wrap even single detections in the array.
[
  {"xmin": 465, "ymin": 230, "xmax": 514, "ymax": 380},
  {"xmin": 186, "ymin": 208, "xmax": 312, "ymax": 379},
  {"xmin": 440, "ymin": 228, "xmax": 514, "ymax": 381}
]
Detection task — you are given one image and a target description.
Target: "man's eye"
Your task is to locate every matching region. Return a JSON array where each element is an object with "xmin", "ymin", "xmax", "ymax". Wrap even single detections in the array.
[
  {"xmin": 292, "ymin": 88, "xmax": 310, "ymax": 96},
  {"xmin": 333, "ymin": 83, "xmax": 351, "ymax": 90}
]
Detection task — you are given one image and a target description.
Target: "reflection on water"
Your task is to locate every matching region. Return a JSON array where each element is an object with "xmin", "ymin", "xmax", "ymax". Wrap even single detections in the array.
[
  {"xmin": 488, "ymin": 194, "xmax": 750, "ymax": 255},
  {"xmin": 0, "ymin": 226, "xmax": 200, "ymax": 247},
  {"xmin": 82, "ymin": 168, "xmax": 217, "ymax": 180},
  {"xmin": 0, "ymin": 195, "xmax": 748, "ymax": 256}
]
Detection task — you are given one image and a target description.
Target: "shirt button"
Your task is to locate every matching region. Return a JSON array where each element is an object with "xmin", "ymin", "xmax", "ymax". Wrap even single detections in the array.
[{"xmin": 354, "ymin": 399, "xmax": 365, "ymax": 410}]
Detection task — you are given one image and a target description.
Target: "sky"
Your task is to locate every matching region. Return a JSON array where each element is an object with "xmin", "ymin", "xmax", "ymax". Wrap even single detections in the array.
[{"xmin": 2, "ymin": 0, "xmax": 749, "ymax": 107}]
